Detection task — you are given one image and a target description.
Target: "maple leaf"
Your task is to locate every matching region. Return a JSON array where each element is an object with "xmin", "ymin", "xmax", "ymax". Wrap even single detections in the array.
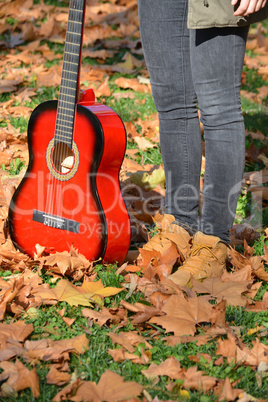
[
  {"xmin": 218, "ymin": 377, "xmax": 243, "ymax": 401},
  {"xmin": 53, "ymin": 370, "xmax": 143, "ymax": 402},
  {"xmin": 163, "ymin": 334, "xmax": 212, "ymax": 347},
  {"xmin": 79, "ymin": 279, "xmax": 123, "ymax": 298},
  {"xmin": 115, "ymin": 77, "xmax": 151, "ymax": 93},
  {"xmin": 82, "ymin": 307, "xmax": 120, "ymax": 327},
  {"xmin": 52, "ymin": 279, "xmax": 93, "ymax": 307},
  {"xmin": 0, "ymin": 360, "xmax": 40, "ymax": 398},
  {"xmin": 120, "ymin": 299, "xmax": 160, "ymax": 324},
  {"xmin": 0, "ymin": 321, "xmax": 33, "ymax": 343},
  {"xmin": 149, "ymin": 294, "xmax": 214, "ymax": 336},
  {"xmin": 192, "ymin": 277, "xmax": 250, "ymax": 306},
  {"xmin": 108, "ymin": 331, "xmax": 152, "ymax": 353},
  {"xmin": 46, "ymin": 365, "xmax": 71, "ymax": 386},
  {"xmin": 39, "ymin": 246, "xmax": 91, "ymax": 277},
  {"xmin": 142, "ymin": 357, "xmax": 181, "ymax": 380},
  {"xmin": 182, "ymin": 366, "xmax": 217, "ymax": 392},
  {"xmin": 108, "ymin": 347, "xmax": 149, "ymax": 364}
]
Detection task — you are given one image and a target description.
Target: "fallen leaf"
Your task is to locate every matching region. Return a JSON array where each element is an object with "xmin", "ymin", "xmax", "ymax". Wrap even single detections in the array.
[
  {"xmin": 0, "ymin": 360, "xmax": 40, "ymax": 398},
  {"xmin": 142, "ymin": 357, "xmax": 181, "ymax": 380},
  {"xmin": 82, "ymin": 307, "xmax": 120, "ymax": 327},
  {"xmin": 52, "ymin": 279, "xmax": 93, "ymax": 307},
  {"xmin": 192, "ymin": 277, "xmax": 250, "ymax": 306},
  {"xmin": 108, "ymin": 331, "xmax": 152, "ymax": 353},
  {"xmin": 149, "ymin": 294, "xmax": 214, "ymax": 336},
  {"xmin": 52, "ymin": 370, "xmax": 143, "ymax": 402},
  {"xmin": 46, "ymin": 365, "xmax": 71, "ymax": 386}
]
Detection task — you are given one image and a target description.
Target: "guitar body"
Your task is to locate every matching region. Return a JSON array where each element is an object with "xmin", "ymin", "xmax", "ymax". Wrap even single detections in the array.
[{"xmin": 9, "ymin": 95, "xmax": 130, "ymax": 263}]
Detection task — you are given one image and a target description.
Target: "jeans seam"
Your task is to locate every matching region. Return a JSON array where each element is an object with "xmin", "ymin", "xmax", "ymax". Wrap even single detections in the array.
[{"xmin": 181, "ymin": 1, "xmax": 190, "ymax": 216}]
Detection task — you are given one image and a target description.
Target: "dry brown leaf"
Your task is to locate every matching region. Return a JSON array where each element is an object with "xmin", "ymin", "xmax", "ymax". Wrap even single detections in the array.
[
  {"xmin": 218, "ymin": 377, "xmax": 243, "ymax": 401},
  {"xmin": 246, "ymin": 292, "xmax": 268, "ymax": 312},
  {"xmin": 181, "ymin": 366, "xmax": 217, "ymax": 392},
  {"xmin": 0, "ymin": 321, "xmax": 33, "ymax": 344},
  {"xmin": 163, "ymin": 334, "xmax": 212, "ymax": 346},
  {"xmin": 192, "ymin": 277, "xmax": 250, "ymax": 306},
  {"xmin": 252, "ymin": 263, "xmax": 268, "ymax": 282},
  {"xmin": 46, "ymin": 365, "xmax": 71, "ymax": 386},
  {"xmin": 39, "ymin": 247, "xmax": 90, "ymax": 277},
  {"xmin": 0, "ymin": 360, "xmax": 40, "ymax": 398},
  {"xmin": 142, "ymin": 357, "xmax": 181, "ymax": 380},
  {"xmin": 108, "ymin": 331, "xmax": 152, "ymax": 353},
  {"xmin": 115, "ymin": 77, "xmax": 150, "ymax": 93},
  {"xmin": 149, "ymin": 294, "xmax": 214, "ymax": 336},
  {"xmin": 108, "ymin": 347, "xmax": 149, "ymax": 364},
  {"xmin": 221, "ymin": 265, "xmax": 252, "ymax": 282},
  {"xmin": 134, "ymin": 136, "xmax": 155, "ymax": 151},
  {"xmin": 52, "ymin": 370, "xmax": 143, "ymax": 402},
  {"xmin": 82, "ymin": 307, "xmax": 120, "ymax": 327}
]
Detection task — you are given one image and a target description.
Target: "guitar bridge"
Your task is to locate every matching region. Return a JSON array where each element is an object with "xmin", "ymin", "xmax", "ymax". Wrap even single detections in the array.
[{"xmin": 32, "ymin": 210, "xmax": 80, "ymax": 233}]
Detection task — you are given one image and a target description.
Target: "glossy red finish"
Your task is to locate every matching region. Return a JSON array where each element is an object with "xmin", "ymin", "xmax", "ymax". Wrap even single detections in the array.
[
  {"xmin": 10, "ymin": 99, "xmax": 130, "ymax": 264},
  {"xmin": 79, "ymin": 99, "xmax": 131, "ymax": 263}
]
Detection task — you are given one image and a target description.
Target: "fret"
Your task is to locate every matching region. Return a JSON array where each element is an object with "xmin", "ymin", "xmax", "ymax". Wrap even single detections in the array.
[
  {"xmin": 57, "ymin": 116, "xmax": 73, "ymax": 123},
  {"xmin": 56, "ymin": 122, "xmax": 73, "ymax": 130},
  {"xmin": 68, "ymin": 20, "xmax": 82, "ymax": 24},
  {"xmin": 67, "ymin": 31, "xmax": 81, "ymax": 36},
  {"xmin": 56, "ymin": 128, "xmax": 73, "ymax": 136},
  {"xmin": 64, "ymin": 51, "xmax": 80, "ymax": 56},
  {"xmin": 60, "ymin": 93, "xmax": 76, "ymax": 99},
  {"xmin": 58, "ymin": 105, "xmax": 74, "ymax": 112},
  {"xmin": 70, "ymin": 8, "xmax": 83, "ymax": 12},
  {"xmin": 58, "ymin": 100, "xmax": 75, "ymax": 106},
  {"xmin": 66, "ymin": 41, "xmax": 80, "ymax": 46},
  {"xmin": 61, "ymin": 78, "xmax": 77, "ymax": 84},
  {"xmin": 54, "ymin": 133, "xmax": 70, "ymax": 140},
  {"xmin": 64, "ymin": 61, "xmax": 78, "ymax": 66}
]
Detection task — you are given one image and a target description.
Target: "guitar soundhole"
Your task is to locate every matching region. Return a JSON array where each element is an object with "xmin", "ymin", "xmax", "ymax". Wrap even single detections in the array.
[
  {"xmin": 52, "ymin": 142, "xmax": 74, "ymax": 174},
  {"xmin": 46, "ymin": 139, "xmax": 79, "ymax": 181}
]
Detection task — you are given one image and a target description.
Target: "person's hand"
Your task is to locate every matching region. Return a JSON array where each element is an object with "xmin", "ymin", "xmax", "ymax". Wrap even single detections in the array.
[{"xmin": 231, "ymin": 0, "xmax": 267, "ymax": 16}]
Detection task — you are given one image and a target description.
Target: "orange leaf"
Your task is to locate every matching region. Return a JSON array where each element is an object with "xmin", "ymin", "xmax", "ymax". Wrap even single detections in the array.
[
  {"xmin": 0, "ymin": 360, "xmax": 40, "ymax": 398},
  {"xmin": 53, "ymin": 370, "xmax": 143, "ymax": 402},
  {"xmin": 46, "ymin": 365, "xmax": 71, "ymax": 386},
  {"xmin": 149, "ymin": 294, "xmax": 214, "ymax": 336},
  {"xmin": 142, "ymin": 356, "xmax": 181, "ymax": 380}
]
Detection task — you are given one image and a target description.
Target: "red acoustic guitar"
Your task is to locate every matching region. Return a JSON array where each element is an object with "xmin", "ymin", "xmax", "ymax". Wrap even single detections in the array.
[{"xmin": 9, "ymin": 0, "xmax": 130, "ymax": 264}]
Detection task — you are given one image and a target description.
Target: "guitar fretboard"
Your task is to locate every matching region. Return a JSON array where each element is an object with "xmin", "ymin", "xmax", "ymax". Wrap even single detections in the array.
[{"xmin": 54, "ymin": 0, "xmax": 85, "ymax": 148}]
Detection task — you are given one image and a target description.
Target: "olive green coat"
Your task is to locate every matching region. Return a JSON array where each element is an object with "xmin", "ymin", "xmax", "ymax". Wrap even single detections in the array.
[{"xmin": 188, "ymin": 0, "xmax": 268, "ymax": 29}]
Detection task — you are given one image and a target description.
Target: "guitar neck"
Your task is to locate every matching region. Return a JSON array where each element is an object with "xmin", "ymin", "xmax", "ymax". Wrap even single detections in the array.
[{"xmin": 55, "ymin": 0, "xmax": 86, "ymax": 148}]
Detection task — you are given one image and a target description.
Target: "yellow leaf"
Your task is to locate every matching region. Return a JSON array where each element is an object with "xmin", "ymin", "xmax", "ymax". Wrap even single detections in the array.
[
  {"xmin": 179, "ymin": 390, "xmax": 190, "ymax": 399},
  {"xmin": 53, "ymin": 280, "xmax": 93, "ymax": 307},
  {"xmin": 80, "ymin": 279, "xmax": 123, "ymax": 298},
  {"xmin": 130, "ymin": 168, "xmax": 165, "ymax": 191},
  {"xmin": 247, "ymin": 326, "xmax": 264, "ymax": 336}
]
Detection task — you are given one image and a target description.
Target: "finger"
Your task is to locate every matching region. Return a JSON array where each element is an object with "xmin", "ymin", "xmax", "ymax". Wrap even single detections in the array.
[
  {"xmin": 231, "ymin": 0, "xmax": 239, "ymax": 4},
  {"xmin": 255, "ymin": 0, "xmax": 264, "ymax": 11},
  {"xmin": 233, "ymin": 0, "xmax": 250, "ymax": 15},
  {"xmin": 244, "ymin": 0, "xmax": 259, "ymax": 14}
]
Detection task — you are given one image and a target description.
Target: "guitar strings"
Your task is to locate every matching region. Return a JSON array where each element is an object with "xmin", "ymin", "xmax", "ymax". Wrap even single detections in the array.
[{"xmin": 45, "ymin": 0, "xmax": 84, "ymax": 225}]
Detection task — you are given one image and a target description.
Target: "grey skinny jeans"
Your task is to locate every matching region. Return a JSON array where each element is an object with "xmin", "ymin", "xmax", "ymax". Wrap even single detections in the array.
[{"xmin": 138, "ymin": 0, "xmax": 249, "ymax": 242}]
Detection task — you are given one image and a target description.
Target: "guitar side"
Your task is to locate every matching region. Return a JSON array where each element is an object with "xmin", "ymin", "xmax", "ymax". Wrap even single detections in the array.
[{"xmin": 79, "ymin": 94, "xmax": 131, "ymax": 263}]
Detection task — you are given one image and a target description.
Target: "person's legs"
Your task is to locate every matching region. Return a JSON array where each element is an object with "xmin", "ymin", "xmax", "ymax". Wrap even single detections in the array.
[
  {"xmin": 138, "ymin": 0, "xmax": 202, "ymax": 235},
  {"xmin": 190, "ymin": 26, "xmax": 249, "ymax": 242},
  {"xmin": 168, "ymin": 25, "xmax": 250, "ymax": 286}
]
